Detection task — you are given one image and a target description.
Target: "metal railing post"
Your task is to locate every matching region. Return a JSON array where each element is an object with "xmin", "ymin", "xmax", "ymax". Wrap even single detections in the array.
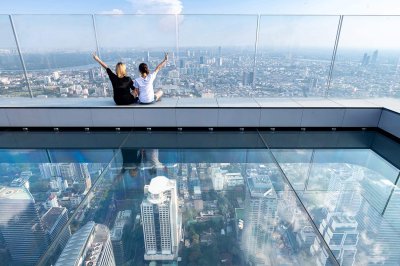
[
  {"xmin": 252, "ymin": 14, "xmax": 260, "ymax": 90},
  {"xmin": 175, "ymin": 14, "xmax": 180, "ymax": 83},
  {"xmin": 92, "ymin": 14, "xmax": 101, "ymax": 60},
  {"xmin": 9, "ymin": 14, "xmax": 33, "ymax": 98},
  {"xmin": 326, "ymin": 15, "xmax": 343, "ymax": 97}
]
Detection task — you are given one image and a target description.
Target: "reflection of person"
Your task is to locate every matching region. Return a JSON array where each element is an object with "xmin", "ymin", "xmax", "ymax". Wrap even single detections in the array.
[
  {"xmin": 133, "ymin": 53, "xmax": 168, "ymax": 104},
  {"xmin": 114, "ymin": 148, "xmax": 165, "ymax": 186},
  {"xmin": 92, "ymin": 52, "xmax": 138, "ymax": 105}
]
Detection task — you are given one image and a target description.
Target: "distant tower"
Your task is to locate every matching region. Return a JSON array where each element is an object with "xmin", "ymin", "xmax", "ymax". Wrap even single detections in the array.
[
  {"xmin": 179, "ymin": 59, "xmax": 186, "ymax": 69},
  {"xmin": 242, "ymin": 72, "xmax": 254, "ymax": 86},
  {"xmin": 40, "ymin": 163, "xmax": 61, "ymax": 179},
  {"xmin": 59, "ymin": 163, "xmax": 76, "ymax": 179},
  {"xmin": 55, "ymin": 222, "xmax": 116, "ymax": 266},
  {"xmin": 371, "ymin": 50, "xmax": 378, "ymax": 65},
  {"xmin": 141, "ymin": 176, "xmax": 180, "ymax": 261},
  {"xmin": 361, "ymin": 53, "xmax": 370, "ymax": 66},
  {"xmin": 89, "ymin": 69, "xmax": 96, "ymax": 82},
  {"xmin": 200, "ymin": 56, "xmax": 205, "ymax": 65},
  {"xmin": 218, "ymin": 46, "xmax": 223, "ymax": 67},
  {"xmin": 146, "ymin": 51, "xmax": 150, "ymax": 62},
  {"xmin": 243, "ymin": 173, "xmax": 277, "ymax": 265},
  {"xmin": 171, "ymin": 51, "xmax": 176, "ymax": 66},
  {"xmin": 0, "ymin": 186, "xmax": 49, "ymax": 266},
  {"xmin": 311, "ymin": 212, "xmax": 359, "ymax": 266}
]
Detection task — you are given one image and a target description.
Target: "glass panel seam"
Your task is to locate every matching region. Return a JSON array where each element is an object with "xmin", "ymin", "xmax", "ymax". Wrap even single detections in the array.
[
  {"xmin": 256, "ymin": 129, "xmax": 340, "ymax": 266},
  {"xmin": 326, "ymin": 15, "xmax": 343, "ymax": 97}
]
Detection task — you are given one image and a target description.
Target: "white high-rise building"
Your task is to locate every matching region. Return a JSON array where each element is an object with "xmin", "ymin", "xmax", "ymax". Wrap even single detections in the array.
[
  {"xmin": 59, "ymin": 163, "xmax": 76, "ymax": 179},
  {"xmin": 40, "ymin": 163, "xmax": 61, "ymax": 179},
  {"xmin": 0, "ymin": 186, "xmax": 49, "ymax": 266},
  {"xmin": 210, "ymin": 167, "xmax": 225, "ymax": 191},
  {"xmin": 141, "ymin": 176, "xmax": 181, "ymax": 261},
  {"xmin": 242, "ymin": 174, "xmax": 278, "ymax": 265},
  {"xmin": 56, "ymin": 221, "xmax": 115, "ymax": 266},
  {"xmin": 311, "ymin": 212, "xmax": 359, "ymax": 266}
]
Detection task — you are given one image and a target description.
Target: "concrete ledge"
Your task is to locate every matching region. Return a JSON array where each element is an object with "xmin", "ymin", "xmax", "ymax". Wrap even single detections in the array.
[{"xmin": 0, "ymin": 97, "xmax": 399, "ymax": 138}]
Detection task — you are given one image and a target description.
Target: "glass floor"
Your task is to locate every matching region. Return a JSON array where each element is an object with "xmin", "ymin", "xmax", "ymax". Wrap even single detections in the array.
[{"xmin": 0, "ymin": 130, "xmax": 399, "ymax": 266}]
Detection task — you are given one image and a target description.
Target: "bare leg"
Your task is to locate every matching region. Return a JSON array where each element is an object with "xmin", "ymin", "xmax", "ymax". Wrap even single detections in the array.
[{"xmin": 155, "ymin": 90, "xmax": 163, "ymax": 101}]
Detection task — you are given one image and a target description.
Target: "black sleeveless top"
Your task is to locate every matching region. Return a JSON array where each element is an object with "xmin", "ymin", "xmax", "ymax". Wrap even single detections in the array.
[{"xmin": 106, "ymin": 68, "xmax": 138, "ymax": 105}]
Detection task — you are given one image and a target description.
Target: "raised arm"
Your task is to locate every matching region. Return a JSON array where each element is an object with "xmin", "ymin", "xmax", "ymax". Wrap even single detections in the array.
[
  {"xmin": 153, "ymin": 52, "xmax": 168, "ymax": 75},
  {"xmin": 92, "ymin": 52, "xmax": 108, "ymax": 69}
]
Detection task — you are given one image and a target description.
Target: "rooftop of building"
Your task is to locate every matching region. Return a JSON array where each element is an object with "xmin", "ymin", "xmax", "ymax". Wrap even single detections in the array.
[
  {"xmin": 0, "ymin": 186, "xmax": 34, "ymax": 201},
  {"xmin": 55, "ymin": 221, "xmax": 95, "ymax": 266},
  {"xmin": 41, "ymin": 207, "xmax": 67, "ymax": 232}
]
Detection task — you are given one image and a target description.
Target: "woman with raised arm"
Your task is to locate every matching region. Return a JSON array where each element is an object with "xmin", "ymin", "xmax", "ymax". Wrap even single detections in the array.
[
  {"xmin": 92, "ymin": 52, "xmax": 138, "ymax": 105},
  {"xmin": 133, "ymin": 52, "xmax": 168, "ymax": 104}
]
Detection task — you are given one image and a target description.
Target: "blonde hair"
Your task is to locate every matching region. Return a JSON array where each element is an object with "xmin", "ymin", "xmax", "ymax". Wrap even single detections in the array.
[{"xmin": 116, "ymin": 62, "xmax": 127, "ymax": 78}]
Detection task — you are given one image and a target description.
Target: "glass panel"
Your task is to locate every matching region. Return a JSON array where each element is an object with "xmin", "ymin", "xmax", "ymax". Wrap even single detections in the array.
[
  {"xmin": 269, "ymin": 147, "xmax": 400, "ymax": 264},
  {"xmin": 38, "ymin": 154, "xmax": 120, "ymax": 266},
  {"xmin": 0, "ymin": 147, "xmax": 116, "ymax": 266},
  {"xmin": 95, "ymin": 14, "xmax": 176, "ymax": 98},
  {"xmin": 4, "ymin": 131, "xmax": 400, "ymax": 265},
  {"xmin": 257, "ymin": 16, "xmax": 339, "ymax": 97},
  {"xmin": 12, "ymin": 15, "xmax": 104, "ymax": 98},
  {"xmin": 0, "ymin": 149, "xmax": 51, "ymax": 265},
  {"xmin": 382, "ymin": 184, "xmax": 400, "ymax": 232},
  {"xmin": 37, "ymin": 132, "xmax": 336, "ymax": 265},
  {"xmin": 329, "ymin": 16, "xmax": 400, "ymax": 98},
  {"xmin": 177, "ymin": 15, "xmax": 257, "ymax": 97},
  {"xmin": 0, "ymin": 15, "xmax": 29, "ymax": 97}
]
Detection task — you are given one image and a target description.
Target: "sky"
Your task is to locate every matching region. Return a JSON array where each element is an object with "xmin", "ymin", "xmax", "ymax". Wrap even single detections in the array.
[
  {"xmin": 1, "ymin": 0, "xmax": 400, "ymax": 15},
  {"xmin": 1, "ymin": 0, "xmax": 400, "ymax": 51}
]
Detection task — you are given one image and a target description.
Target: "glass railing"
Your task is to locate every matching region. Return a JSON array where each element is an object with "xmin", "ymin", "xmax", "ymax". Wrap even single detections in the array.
[
  {"xmin": 0, "ymin": 130, "xmax": 399, "ymax": 265},
  {"xmin": 1, "ymin": 14, "xmax": 400, "ymax": 99}
]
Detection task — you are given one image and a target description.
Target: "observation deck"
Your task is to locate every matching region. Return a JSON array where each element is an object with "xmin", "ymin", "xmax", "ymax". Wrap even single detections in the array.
[{"xmin": 1, "ymin": 13, "xmax": 400, "ymax": 266}]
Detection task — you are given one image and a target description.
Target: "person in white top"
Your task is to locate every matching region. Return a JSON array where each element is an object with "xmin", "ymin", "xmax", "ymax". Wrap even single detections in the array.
[{"xmin": 133, "ymin": 52, "xmax": 168, "ymax": 104}]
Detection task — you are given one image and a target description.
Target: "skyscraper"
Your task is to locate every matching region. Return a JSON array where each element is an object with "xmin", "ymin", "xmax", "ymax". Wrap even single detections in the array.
[
  {"xmin": 89, "ymin": 69, "xmax": 96, "ymax": 82},
  {"xmin": 0, "ymin": 186, "xmax": 49, "ymax": 266},
  {"xmin": 200, "ymin": 56, "xmax": 205, "ymax": 65},
  {"xmin": 141, "ymin": 176, "xmax": 180, "ymax": 261},
  {"xmin": 311, "ymin": 212, "xmax": 359, "ymax": 266},
  {"xmin": 371, "ymin": 50, "xmax": 378, "ymax": 65},
  {"xmin": 242, "ymin": 172, "xmax": 278, "ymax": 265},
  {"xmin": 110, "ymin": 210, "xmax": 132, "ymax": 265},
  {"xmin": 218, "ymin": 46, "xmax": 222, "ymax": 67},
  {"xmin": 361, "ymin": 53, "xmax": 370, "ymax": 66},
  {"xmin": 179, "ymin": 59, "xmax": 186, "ymax": 69},
  {"xmin": 55, "ymin": 221, "xmax": 116, "ymax": 266},
  {"xmin": 41, "ymin": 207, "xmax": 71, "ymax": 252},
  {"xmin": 40, "ymin": 163, "xmax": 61, "ymax": 179},
  {"xmin": 242, "ymin": 71, "xmax": 254, "ymax": 86},
  {"xmin": 59, "ymin": 163, "xmax": 76, "ymax": 179}
]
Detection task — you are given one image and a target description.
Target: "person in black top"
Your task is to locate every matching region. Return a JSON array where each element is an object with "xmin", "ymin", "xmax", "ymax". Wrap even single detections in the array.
[{"xmin": 92, "ymin": 52, "xmax": 138, "ymax": 105}]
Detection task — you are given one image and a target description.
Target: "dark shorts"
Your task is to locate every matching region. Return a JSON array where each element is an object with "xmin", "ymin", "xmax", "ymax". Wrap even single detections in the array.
[
  {"xmin": 114, "ymin": 95, "xmax": 138, "ymax": 105},
  {"xmin": 139, "ymin": 97, "xmax": 157, "ymax": 105}
]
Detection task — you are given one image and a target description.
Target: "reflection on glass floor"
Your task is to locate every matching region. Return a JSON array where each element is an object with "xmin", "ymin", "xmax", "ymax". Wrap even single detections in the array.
[{"xmin": 0, "ymin": 131, "xmax": 399, "ymax": 266}]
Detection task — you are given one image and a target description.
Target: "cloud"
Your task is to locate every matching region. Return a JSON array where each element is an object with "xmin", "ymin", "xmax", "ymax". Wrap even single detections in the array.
[
  {"xmin": 127, "ymin": 0, "xmax": 183, "ymax": 14},
  {"xmin": 100, "ymin": 9, "xmax": 124, "ymax": 15}
]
